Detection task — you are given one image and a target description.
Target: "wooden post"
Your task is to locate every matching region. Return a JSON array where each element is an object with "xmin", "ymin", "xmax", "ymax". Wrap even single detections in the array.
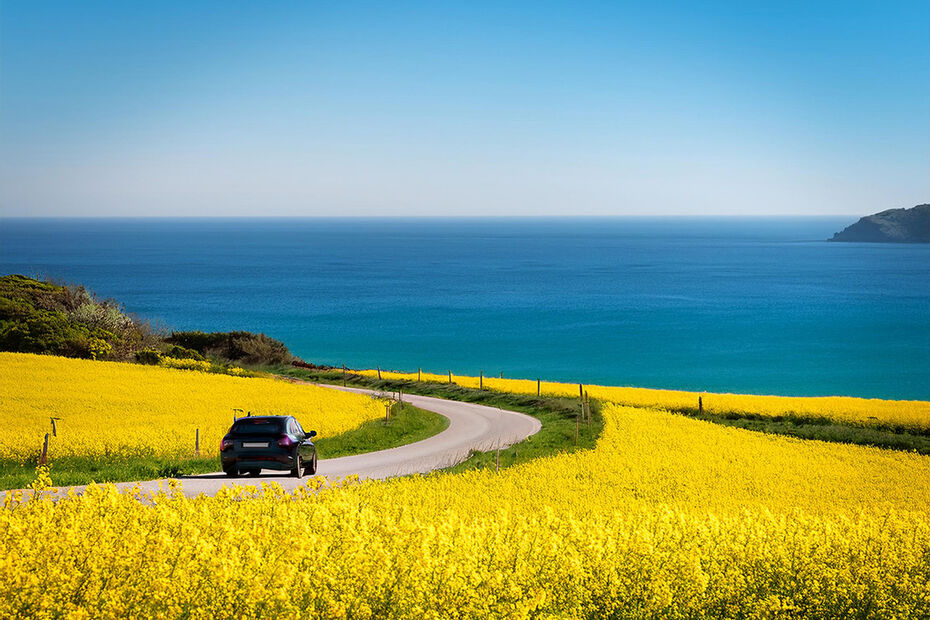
[
  {"xmin": 574, "ymin": 413, "xmax": 579, "ymax": 446},
  {"xmin": 585, "ymin": 390, "xmax": 590, "ymax": 426},
  {"xmin": 698, "ymin": 396, "xmax": 703, "ymax": 415},
  {"xmin": 579, "ymin": 383, "xmax": 584, "ymax": 401},
  {"xmin": 418, "ymin": 367, "xmax": 421, "ymax": 382},
  {"xmin": 385, "ymin": 402, "xmax": 391, "ymax": 423},
  {"xmin": 195, "ymin": 429, "xmax": 201, "ymax": 456},
  {"xmin": 480, "ymin": 371, "xmax": 483, "ymax": 390},
  {"xmin": 448, "ymin": 370, "xmax": 452, "ymax": 384},
  {"xmin": 500, "ymin": 371, "xmax": 503, "ymax": 379},
  {"xmin": 496, "ymin": 445, "xmax": 501, "ymax": 472},
  {"xmin": 537, "ymin": 379, "xmax": 540, "ymax": 397},
  {"xmin": 342, "ymin": 364, "xmax": 347, "ymax": 387},
  {"xmin": 39, "ymin": 433, "xmax": 49, "ymax": 466},
  {"xmin": 377, "ymin": 366, "xmax": 382, "ymax": 380},
  {"xmin": 398, "ymin": 389, "xmax": 403, "ymax": 403},
  {"xmin": 50, "ymin": 417, "xmax": 58, "ymax": 437}
]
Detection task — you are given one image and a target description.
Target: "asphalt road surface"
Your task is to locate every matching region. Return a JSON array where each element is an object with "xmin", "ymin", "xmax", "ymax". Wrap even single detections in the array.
[{"xmin": 56, "ymin": 386, "xmax": 542, "ymax": 498}]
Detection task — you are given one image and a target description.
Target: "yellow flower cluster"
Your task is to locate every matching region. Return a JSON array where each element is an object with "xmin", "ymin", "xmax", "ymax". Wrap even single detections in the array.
[
  {"xmin": 158, "ymin": 356, "xmax": 247, "ymax": 376},
  {"xmin": 3, "ymin": 404, "xmax": 930, "ymax": 618},
  {"xmin": 0, "ymin": 353, "xmax": 384, "ymax": 462},
  {"xmin": 158, "ymin": 356, "xmax": 214, "ymax": 372},
  {"xmin": 360, "ymin": 369, "xmax": 930, "ymax": 431}
]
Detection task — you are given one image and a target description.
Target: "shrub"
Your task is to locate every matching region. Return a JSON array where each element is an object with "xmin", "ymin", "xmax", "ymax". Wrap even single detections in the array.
[{"xmin": 134, "ymin": 350, "xmax": 162, "ymax": 365}]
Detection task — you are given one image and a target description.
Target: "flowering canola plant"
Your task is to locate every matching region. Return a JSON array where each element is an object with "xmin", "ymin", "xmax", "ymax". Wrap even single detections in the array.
[
  {"xmin": 359, "ymin": 369, "xmax": 930, "ymax": 432},
  {"xmin": 3, "ymin": 401, "xmax": 930, "ymax": 618},
  {"xmin": 3, "ymin": 355, "xmax": 930, "ymax": 617},
  {"xmin": 0, "ymin": 353, "xmax": 384, "ymax": 462}
]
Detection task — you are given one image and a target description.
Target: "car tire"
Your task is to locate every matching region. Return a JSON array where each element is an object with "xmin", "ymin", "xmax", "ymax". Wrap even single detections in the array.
[
  {"xmin": 292, "ymin": 452, "xmax": 303, "ymax": 479},
  {"xmin": 246, "ymin": 469, "xmax": 260, "ymax": 477},
  {"xmin": 224, "ymin": 467, "xmax": 238, "ymax": 478},
  {"xmin": 304, "ymin": 453, "xmax": 318, "ymax": 476}
]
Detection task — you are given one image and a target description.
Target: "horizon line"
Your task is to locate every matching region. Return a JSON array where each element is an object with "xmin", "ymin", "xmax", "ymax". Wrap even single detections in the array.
[{"xmin": 0, "ymin": 213, "xmax": 864, "ymax": 220}]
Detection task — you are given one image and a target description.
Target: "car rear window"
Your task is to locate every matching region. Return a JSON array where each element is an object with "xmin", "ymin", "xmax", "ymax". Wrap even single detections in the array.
[{"xmin": 230, "ymin": 419, "xmax": 284, "ymax": 436}]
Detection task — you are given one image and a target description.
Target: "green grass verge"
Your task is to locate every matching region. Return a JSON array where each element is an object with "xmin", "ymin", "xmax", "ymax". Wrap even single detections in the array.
[
  {"xmin": 271, "ymin": 366, "xmax": 603, "ymax": 473},
  {"xmin": 313, "ymin": 401, "xmax": 448, "ymax": 459},
  {"xmin": 682, "ymin": 412, "xmax": 930, "ymax": 455},
  {"xmin": 0, "ymin": 456, "xmax": 220, "ymax": 492}
]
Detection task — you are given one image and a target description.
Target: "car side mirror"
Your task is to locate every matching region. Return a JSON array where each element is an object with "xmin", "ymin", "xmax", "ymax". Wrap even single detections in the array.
[{"xmin": 308, "ymin": 430, "xmax": 317, "ymax": 437}]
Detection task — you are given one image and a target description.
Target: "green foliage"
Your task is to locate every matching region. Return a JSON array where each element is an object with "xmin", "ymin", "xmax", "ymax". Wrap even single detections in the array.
[
  {"xmin": 167, "ymin": 330, "xmax": 293, "ymax": 366},
  {"xmin": 0, "ymin": 274, "xmax": 160, "ymax": 361},
  {"xmin": 164, "ymin": 344, "xmax": 204, "ymax": 361},
  {"xmin": 134, "ymin": 349, "xmax": 162, "ymax": 365}
]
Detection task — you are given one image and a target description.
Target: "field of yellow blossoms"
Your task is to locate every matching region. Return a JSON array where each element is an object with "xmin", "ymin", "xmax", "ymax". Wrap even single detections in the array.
[
  {"xmin": 360, "ymin": 369, "xmax": 930, "ymax": 432},
  {"xmin": 0, "ymin": 352, "xmax": 384, "ymax": 462},
  {"xmin": 2, "ymin": 356, "xmax": 930, "ymax": 617}
]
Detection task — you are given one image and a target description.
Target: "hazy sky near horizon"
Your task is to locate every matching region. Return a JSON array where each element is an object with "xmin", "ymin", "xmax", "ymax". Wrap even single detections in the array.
[{"xmin": 1, "ymin": 1, "xmax": 928, "ymax": 217}]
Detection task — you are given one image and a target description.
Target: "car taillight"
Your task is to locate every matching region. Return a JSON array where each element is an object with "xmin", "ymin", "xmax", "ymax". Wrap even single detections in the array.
[
  {"xmin": 277, "ymin": 435, "xmax": 296, "ymax": 448},
  {"xmin": 220, "ymin": 439, "xmax": 235, "ymax": 451}
]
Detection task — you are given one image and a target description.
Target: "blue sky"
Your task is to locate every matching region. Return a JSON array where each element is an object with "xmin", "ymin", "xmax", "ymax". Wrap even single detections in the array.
[{"xmin": 1, "ymin": 1, "xmax": 927, "ymax": 216}]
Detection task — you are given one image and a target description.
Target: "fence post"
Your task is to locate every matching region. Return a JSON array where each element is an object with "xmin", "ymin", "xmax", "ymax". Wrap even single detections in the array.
[
  {"xmin": 500, "ymin": 371, "xmax": 503, "ymax": 379},
  {"xmin": 343, "ymin": 364, "xmax": 347, "ymax": 387},
  {"xmin": 480, "ymin": 371, "xmax": 483, "ymax": 390},
  {"xmin": 585, "ymin": 390, "xmax": 590, "ymax": 427},
  {"xmin": 385, "ymin": 402, "xmax": 391, "ymax": 423},
  {"xmin": 50, "ymin": 417, "xmax": 58, "ymax": 437},
  {"xmin": 448, "ymin": 370, "xmax": 452, "ymax": 384},
  {"xmin": 195, "ymin": 429, "xmax": 200, "ymax": 456},
  {"xmin": 418, "ymin": 367, "xmax": 422, "ymax": 382},
  {"xmin": 39, "ymin": 433, "xmax": 49, "ymax": 466},
  {"xmin": 698, "ymin": 396, "xmax": 703, "ymax": 415},
  {"xmin": 537, "ymin": 379, "xmax": 540, "ymax": 397},
  {"xmin": 377, "ymin": 366, "xmax": 382, "ymax": 380}
]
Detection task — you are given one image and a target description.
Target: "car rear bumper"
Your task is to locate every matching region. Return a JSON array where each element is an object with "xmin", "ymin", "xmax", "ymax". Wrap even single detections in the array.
[{"xmin": 221, "ymin": 450, "xmax": 295, "ymax": 471}]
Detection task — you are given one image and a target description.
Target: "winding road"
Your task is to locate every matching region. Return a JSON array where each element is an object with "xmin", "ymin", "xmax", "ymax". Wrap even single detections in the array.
[{"xmin": 59, "ymin": 386, "xmax": 541, "ymax": 498}]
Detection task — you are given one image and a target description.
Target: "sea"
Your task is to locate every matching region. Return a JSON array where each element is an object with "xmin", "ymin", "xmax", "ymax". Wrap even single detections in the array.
[{"xmin": 1, "ymin": 217, "xmax": 928, "ymax": 400}]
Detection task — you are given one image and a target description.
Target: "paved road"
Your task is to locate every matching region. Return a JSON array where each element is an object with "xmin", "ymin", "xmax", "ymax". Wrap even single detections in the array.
[{"xmin": 55, "ymin": 386, "xmax": 541, "ymax": 498}]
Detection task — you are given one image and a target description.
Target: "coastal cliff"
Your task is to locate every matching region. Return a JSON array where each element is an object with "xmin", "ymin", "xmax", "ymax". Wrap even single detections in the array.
[{"xmin": 830, "ymin": 204, "xmax": 930, "ymax": 243}]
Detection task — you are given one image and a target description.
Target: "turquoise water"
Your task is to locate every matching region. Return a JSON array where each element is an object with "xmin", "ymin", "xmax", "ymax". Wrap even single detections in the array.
[{"xmin": 1, "ymin": 217, "xmax": 928, "ymax": 399}]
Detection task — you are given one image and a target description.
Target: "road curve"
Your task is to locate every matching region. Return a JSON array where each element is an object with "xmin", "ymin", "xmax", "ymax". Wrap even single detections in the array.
[{"xmin": 57, "ymin": 386, "xmax": 541, "ymax": 498}]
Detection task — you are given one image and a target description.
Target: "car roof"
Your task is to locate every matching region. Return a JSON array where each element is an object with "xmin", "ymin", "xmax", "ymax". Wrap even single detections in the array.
[{"xmin": 235, "ymin": 415, "xmax": 291, "ymax": 421}]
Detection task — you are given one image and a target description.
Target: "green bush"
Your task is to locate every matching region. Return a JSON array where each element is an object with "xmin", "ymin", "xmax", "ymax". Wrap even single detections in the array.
[
  {"xmin": 0, "ymin": 275, "xmax": 160, "ymax": 361},
  {"xmin": 166, "ymin": 330, "xmax": 293, "ymax": 366},
  {"xmin": 164, "ymin": 345, "xmax": 204, "ymax": 361},
  {"xmin": 134, "ymin": 349, "xmax": 162, "ymax": 365}
]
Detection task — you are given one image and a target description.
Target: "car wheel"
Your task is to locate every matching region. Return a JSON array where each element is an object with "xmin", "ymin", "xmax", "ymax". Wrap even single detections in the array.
[
  {"xmin": 224, "ymin": 467, "xmax": 238, "ymax": 478},
  {"xmin": 304, "ymin": 452, "xmax": 318, "ymax": 476},
  {"xmin": 246, "ymin": 469, "xmax": 260, "ymax": 477},
  {"xmin": 292, "ymin": 452, "xmax": 303, "ymax": 479}
]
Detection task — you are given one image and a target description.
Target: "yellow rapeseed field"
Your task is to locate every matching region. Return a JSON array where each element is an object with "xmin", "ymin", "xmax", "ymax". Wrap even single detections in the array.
[
  {"xmin": 0, "ymin": 353, "xmax": 384, "ymax": 462},
  {"xmin": 3, "ymin": 404, "xmax": 930, "ymax": 618},
  {"xmin": 359, "ymin": 369, "xmax": 930, "ymax": 431}
]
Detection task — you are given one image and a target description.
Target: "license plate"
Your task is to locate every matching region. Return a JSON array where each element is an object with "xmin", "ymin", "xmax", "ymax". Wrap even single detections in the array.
[{"xmin": 242, "ymin": 442, "xmax": 268, "ymax": 448}]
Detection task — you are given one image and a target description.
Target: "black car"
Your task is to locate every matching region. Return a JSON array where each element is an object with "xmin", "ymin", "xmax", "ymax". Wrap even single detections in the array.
[{"xmin": 220, "ymin": 415, "xmax": 318, "ymax": 478}]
